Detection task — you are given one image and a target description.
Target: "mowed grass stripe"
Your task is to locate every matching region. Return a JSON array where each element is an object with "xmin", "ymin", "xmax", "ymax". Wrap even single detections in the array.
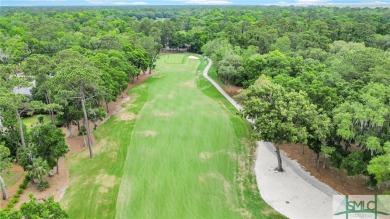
[
  {"xmin": 63, "ymin": 53, "xmax": 282, "ymax": 219},
  {"xmin": 116, "ymin": 54, "xmax": 238, "ymax": 218},
  {"xmin": 61, "ymin": 85, "xmax": 149, "ymax": 218}
]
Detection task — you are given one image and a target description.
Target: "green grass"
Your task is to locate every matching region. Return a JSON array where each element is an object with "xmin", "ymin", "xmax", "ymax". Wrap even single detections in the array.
[
  {"xmin": 22, "ymin": 115, "xmax": 50, "ymax": 129},
  {"xmin": 2, "ymin": 171, "xmax": 24, "ymax": 188},
  {"xmin": 62, "ymin": 53, "xmax": 282, "ymax": 219},
  {"xmin": 207, "ymin": 63, "xmax": 228, "ymax": 90}
]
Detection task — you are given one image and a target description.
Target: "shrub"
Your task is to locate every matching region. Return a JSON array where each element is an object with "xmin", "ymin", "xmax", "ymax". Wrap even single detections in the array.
[
  {"xmin": 340, "ymin": 152, "xmax": 367, "ymax": 176},
  {"xmin": 6, "ymin": 174, "xmax": 30, "ymax": 209},
  {"xmin": 37, "ymin": 180, "xmax": 50, "ymax": 191},
  {"xmin": 37, "ymin": 115, "xmax": 44, "ymax": 124}
]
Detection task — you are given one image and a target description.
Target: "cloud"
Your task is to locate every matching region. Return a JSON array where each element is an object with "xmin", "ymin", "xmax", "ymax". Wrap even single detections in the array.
[
  {"xmin": 296, "ymin": 0, "xmax": 329, "ymax": 3},
  {"xmin": 174, "ymin": 0, "xmax": 233, "ymax": 5},
  {"xmin": 86, "ymin": 0, "xmax": 108, "ymax": 4},
  {"xmin": 113, "ymin": 1, "xmax": 148, "ymax": 5}
]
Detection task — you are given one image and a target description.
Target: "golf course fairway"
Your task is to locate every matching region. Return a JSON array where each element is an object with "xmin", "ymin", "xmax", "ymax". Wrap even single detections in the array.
[{"xmin": 62, "ymin": 54, "xmax": 281, "ymax": 219}]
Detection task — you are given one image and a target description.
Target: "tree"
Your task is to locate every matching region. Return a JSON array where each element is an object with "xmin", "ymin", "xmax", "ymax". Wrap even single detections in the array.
[
  {"xmin": 139, "ymin": 36, "xmax": 161, "ymax": 74},
  {"xmin": 0, "ymin": 86, "xmax": 48, "ymax": 149},
  {"xmin": 88, "ymin": 107, "xmax": 106, "ymax": 130},
  {"xmin": 0, "ymin": 143, "xmax": 12, "ymax": 200},
  {"xmin": 321, "ymin": 146, "xmax": 336, "ymax": 169},
  {"xmin": 21, "ymin": 54, "xmax": 56, "ymax": 124},
  {"xmin": 54, "ymin": 50, "xmax": 102, "ymax": 158},
  {"xmin": 20, "ymin": 194, "xmax": 68, "ymax": 218},
  {"xmin": 244, "ymin": 80, "xmax": 324, "ymax": 171},
  {"xmin": 30, "ymin": 124, "xmax": 69, "ymax": 174},
  {"xmin": 242, "ymin": 54, "xmax": 265, "ymax": 87},
  {"xmin": 217, "ymin": 54, "xmax": 243, "ymax": 86},
  {"xmin": 340, "ymin": 152, "xmax": 367, "ymax": 176},
  {"xmin": 368, "ymin": 142, "xmax": 390, "ymax": 187},
  {"xmin": 27, "ymin": 157, "xmax": 49, "ymax": 184}
]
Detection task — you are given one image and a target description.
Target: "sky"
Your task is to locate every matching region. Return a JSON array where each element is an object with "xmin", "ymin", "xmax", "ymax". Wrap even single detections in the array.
[{"xmin": 1, "ymin": 0, "xmax": 389, "ymax": 6}]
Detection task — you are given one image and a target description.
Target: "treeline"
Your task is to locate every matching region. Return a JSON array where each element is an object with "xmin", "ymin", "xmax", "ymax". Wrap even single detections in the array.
[
  {"xmin": 196, "ymin": 8, "xmax": 390, "ymax": 188},
  {"xmin": 0, "ymin": 6, "xmax": 389, "ymax": 207},
  {"xmin": 0, "ymin": 7, "xmax": 159, "ymax": 213}
]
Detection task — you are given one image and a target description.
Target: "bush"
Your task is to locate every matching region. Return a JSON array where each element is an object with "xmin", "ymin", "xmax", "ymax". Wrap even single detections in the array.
[
  {"xmin": 6, "ymin": 175, "xmax": 30, "ymax": 209},
  {"xmin": 78, "ymin": 126, "xmax": 87, "ymax": 136},
  {"xmin": 37, "ymin": 115, "xmax": 44, "ymax": 124},
  {"xmin": 10, "ymin": 198, "xmax": 18, "ymax": 204},
  {"xmin": 330, "ymin": 146, "xmax": 347, "ymax": 168},
  {"xmin": 16, "ymin": 188, "xmax": 23, "ymax": 195},
  {"xmin": 340, "ymin": 152, "xmax": 367, "ymax": 176},
  {"xmin": 37, "ymin": 180, "xmax": 50, "ymax": 191}
]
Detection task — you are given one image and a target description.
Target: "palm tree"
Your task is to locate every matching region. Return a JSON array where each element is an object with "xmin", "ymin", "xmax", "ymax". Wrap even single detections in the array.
[{"xmin": 27, "ymin": 158, "xmax": 49, "ymax": 184}]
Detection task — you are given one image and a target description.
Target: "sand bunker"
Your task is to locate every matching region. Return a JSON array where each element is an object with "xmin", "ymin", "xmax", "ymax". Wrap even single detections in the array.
[{"xmin": 188, "ymin": 56, "xmax": 200, "ymax": 60}]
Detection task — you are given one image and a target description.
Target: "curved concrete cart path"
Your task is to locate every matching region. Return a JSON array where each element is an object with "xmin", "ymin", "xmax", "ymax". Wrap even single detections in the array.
[{"xmin": 202, "ymin": 57, "xmax": 339, "ymax": 219}]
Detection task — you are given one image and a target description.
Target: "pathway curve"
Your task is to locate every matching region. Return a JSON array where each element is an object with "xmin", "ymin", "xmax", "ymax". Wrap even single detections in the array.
[{"xmin": 202, "ymin": 56, "xmax": 339, "ymax": 219}]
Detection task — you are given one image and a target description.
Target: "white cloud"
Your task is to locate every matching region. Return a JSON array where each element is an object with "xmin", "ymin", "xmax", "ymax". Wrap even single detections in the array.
[
  {"xmin": 296, "ymin": 0, "xmax": 329, "ymax": 3},
  {"xmin": 86, "ymin": 0, "xmax": 108, "ymax": 4},
  {"xmin": 113, "ymin": 1, "xmax": 148, "ymax": 5},
  {"xmin": 175, "ymin": 0, "xmax": 233, "ymax": 5}
]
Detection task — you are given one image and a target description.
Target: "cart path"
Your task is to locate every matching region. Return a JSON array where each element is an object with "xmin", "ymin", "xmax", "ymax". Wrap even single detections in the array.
[{"xmin": 202, "ymin": 56, "xmax": 339, "ymax": 219}]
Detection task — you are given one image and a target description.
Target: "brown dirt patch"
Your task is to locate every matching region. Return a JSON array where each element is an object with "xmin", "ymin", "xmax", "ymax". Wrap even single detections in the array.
[
  {"xmin": 153, "ymin": 111, "xmax": 174, "ymax": 117},
  {"xmin": 181, "ymin": 80, "xmax": 196, "ymax": 88},
  {"xmin": 116, "ymin": 112, "xmax": 138, "ymax": 121},
  {"xmin": 225, "ymin": 85, "xmax": 242, "ymax": 96},
  {"xmin": 199, "ymin": 152, "xmax": 214, "ymax": 160},
  {"xmin": 96, "ymin": 174, "xmax": 117, "ymax": 194},
  {"xmin": 12, "ymin": 157, "xmax": 69, "ymax": 209},
  {"xmin": 141, "ymin": 131, "xmax": 157, "ymax": 137},
  {"xmin": 121, "ymin": 96, "xmax": 130, "ymax": 104},
  {"xmin": 280, "ymin": 143, "xmax": 384, "ymax": 195},
  {"xmin": 104, "ymin": 73, "xmax": 153, "ymax": 115},
  {"xmin": 0, "ymin": 164, "xmax": 25, "ymax": 208}
]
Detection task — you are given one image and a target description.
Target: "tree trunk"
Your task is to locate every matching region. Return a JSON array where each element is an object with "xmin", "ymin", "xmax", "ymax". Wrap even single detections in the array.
[
  {"xmin": 316, "ymin": 153, "xmax": 320, "ymax": 171},
  {"xmin": 69, "ymin": 123, "xmax": 73, "ymax": 137},
  {"xmin": 82, "ymin": 133, "xmax": 87, "ymax": 147},
  {"xmin": 302, "ymin": 145, "xmax": 305, "ymax": 154},
  {"xmin": 274, "ymin": 143, "xmax": 284, "ymax": 172},
  {"xmin": 45, "ymin": 89, "xmax": 55, "ymax": 124},
  {"xmin": 93, "ymin": 122, "xmax": 97, "ymax": 130},
  {"xmin": 16, "ymin": 109, "xmax": 26, "ymax": 149},
  {"xmin": 323, "ymin": 157, "xmax": 327, "ymax": 169},
  {"xmin": 105, "ymin": 99, "xmax": 109, "ymax": 113},
  {"xmin": 56, "ymin": 158, "xmax": 59, "ymax": 174},
  {"xmin": 344, "ymin": 141, "xmax": 350, "ymax": 151},
  {"xmin": 80, "ymin": 84, "xmax": 93, "ymax": 158},
  {"xmin": 0, "ymin": 175, "xmax": 8, "ymax": 200},
  {"xmin": 76, "ymin": 120, "xmax": 80, "ymax": 131}
]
